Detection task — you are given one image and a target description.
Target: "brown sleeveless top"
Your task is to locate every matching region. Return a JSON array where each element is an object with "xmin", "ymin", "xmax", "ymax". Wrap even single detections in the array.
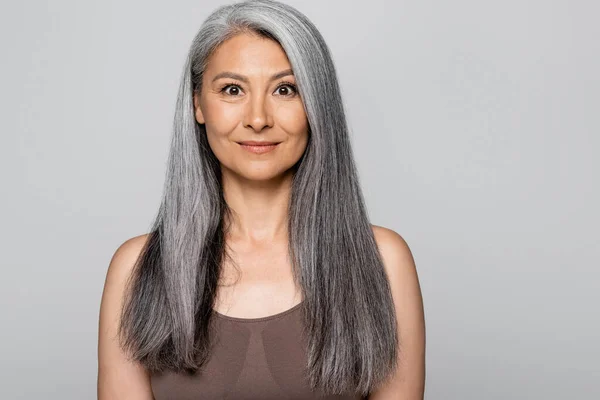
[{"xmin": 150, "ymin": 301, "xmax": 366, "ymax": 399}]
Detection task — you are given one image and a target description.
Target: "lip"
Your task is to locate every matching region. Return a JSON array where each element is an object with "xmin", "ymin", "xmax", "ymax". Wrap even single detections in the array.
[
  {"xmin": 237, "ymin": 141, "xmax": 280, "ymax": 154},
  {"xmin": 238, "ymin": 141, "xmax": 280, "ymax": 146}
]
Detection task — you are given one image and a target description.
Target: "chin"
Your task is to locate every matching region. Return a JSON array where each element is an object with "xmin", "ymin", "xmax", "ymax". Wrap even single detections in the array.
[
  {"xmin": 240, "ymin": 172, "xmax": 283, "ymax": 182},
  {"xmin": 235, "ymin": 166, "xmax": 295, "ymax": 183}
]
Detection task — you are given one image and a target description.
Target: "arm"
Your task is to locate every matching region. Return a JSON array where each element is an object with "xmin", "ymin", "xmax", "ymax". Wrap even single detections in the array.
[
  {"xmin": 98, "ymin": 234, "xmax": 155, "ymax": 400},
  {"xmin": 369, "ymin": 226, "xmax": 426, "ymax": 400}
]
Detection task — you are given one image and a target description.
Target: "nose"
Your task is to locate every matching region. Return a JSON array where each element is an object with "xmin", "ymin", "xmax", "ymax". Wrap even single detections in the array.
[{"xmin": 242, "ymin": 91, "xmax": 273, "ymax": 132}]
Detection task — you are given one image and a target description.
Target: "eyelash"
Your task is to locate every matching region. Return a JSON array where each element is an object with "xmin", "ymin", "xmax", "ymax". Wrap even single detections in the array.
[{"xmin": 219, "ymin": 81, "xmax": 298, "ymax": 97}]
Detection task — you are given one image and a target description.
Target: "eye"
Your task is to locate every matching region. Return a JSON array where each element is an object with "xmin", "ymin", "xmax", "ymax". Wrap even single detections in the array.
[
  {"xmin": 274, "ymin": 82, "xmax": 298, "ymax": 97},
  {"xmin": 219, "ymin": 83, "xmax": 244, "ymax": 96}
]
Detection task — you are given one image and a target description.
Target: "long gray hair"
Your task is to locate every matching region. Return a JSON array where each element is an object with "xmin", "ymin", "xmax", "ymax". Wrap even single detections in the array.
[{"xmin": 119, "ymin": 0, "xmax": 399, "ymax": 395}]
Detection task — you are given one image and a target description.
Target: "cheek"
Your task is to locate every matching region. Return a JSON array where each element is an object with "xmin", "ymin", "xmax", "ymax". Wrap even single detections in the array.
[
  {"xmin": 203, "ymin": 102, "xmax": 240, "ymax": 137},
  {"xmin": 203, "ymin": 104, "xmax": 240, "ymax": 162},
  {"xmin": 276, "ymin": 103, "xmax": 309, "ymax": 137}
]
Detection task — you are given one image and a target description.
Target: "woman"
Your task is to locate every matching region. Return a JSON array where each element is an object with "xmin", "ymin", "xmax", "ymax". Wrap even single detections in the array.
[{"xmin": 98, "ymin": 0, "xmax": 425, "ymax": 398}]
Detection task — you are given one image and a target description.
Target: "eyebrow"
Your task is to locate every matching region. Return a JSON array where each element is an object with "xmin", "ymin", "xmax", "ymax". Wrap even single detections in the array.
[{"xmin": 211, "ymin": 68, "xmax": 294, "ymax": 84}]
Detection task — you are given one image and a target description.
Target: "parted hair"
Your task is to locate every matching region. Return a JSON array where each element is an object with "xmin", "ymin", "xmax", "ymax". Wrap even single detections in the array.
[{"xmin": 118, "ymin": 0, "xmax": 399, "ymax": 396}]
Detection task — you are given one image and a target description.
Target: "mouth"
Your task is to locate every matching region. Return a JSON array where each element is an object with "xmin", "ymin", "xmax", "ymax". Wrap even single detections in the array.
[
  {"xmin": 237, "ymin": 141, "xmax": 281, "ymax": 146},
  {"xmin": 237, "ymin": 141, "xmax": 280, "ymax": 154}
]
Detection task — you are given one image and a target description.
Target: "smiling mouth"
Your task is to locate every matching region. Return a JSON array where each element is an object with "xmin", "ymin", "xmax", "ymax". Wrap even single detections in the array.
[{"xmin": 237, "ymin": 142, "xmax": 280, "ymax": 154}]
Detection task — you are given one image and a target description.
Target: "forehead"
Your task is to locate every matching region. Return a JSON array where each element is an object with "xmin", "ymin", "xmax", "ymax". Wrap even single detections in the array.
[{"xmin": 205, "ymin": 33, "xmax": 292, "ymax": 76}]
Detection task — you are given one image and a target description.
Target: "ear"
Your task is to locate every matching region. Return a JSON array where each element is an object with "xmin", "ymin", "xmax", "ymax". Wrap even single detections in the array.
[{"xmin": 193, "ymin": 92, "xmax": 205, "ymax": 124}]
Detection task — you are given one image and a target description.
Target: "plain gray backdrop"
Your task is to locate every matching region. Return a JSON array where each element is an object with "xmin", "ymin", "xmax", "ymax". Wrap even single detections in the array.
[{"xmin": 1, "ymin": 0, "xmax": 598, "ymax": 399}]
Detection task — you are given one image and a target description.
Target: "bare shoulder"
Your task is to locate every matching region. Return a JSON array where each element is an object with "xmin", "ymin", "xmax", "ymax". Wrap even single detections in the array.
[
  {"xmin": 98, "ymin": 233, "xmax": 154, "ymax": 400},
  {"xmin": 100, "ymin": 234, "xmax": 151, "ymax": 308},
  {"xmin": 369, "ymin": 224, "xmax": 426, "ymax": 399},
  {"xmin": 371, "ymin": 224, "xmax": 415, "ymax": 271},
  {"xmin": 370, "ymin": 224, "xmax": 421, "ymax": 306},
  {"xmin": 107, "ymin": 234, "xmax": 150, "ymax": 279},
  {"xmin": 101, "ymin": 233, "xmax": 151, "ymax": 325},
  {"xmin": 100, "ymin": 232, "xmax": 151, "ymax": 340},
  {"xmin": 369, "ymin": 224, "xmax": 420, "ymax": 307}
]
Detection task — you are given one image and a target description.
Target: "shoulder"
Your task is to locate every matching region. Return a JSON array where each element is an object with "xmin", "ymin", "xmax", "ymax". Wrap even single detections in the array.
[
  {"xmin": 370, "ymin": 224, "xmax": 420, "ymax": 299},
  {"xmin": 100, "ymin": 234, "xmax": 151, "ymax": 319},
  {"xmin": 370, "ymin": 224, "xmax": 421, "ymax": 313},
  {"xmin": 368, "ymin": 225, "xmax": 426, "ymax": 398},
  {"xmin": 106, "ymin": 234, "xmax": 150, "ymax": 283},
  {"xmin": 370, "ymin": 224, "xmax": 415, "ymax": 274},
  {"xmin": 370, "ymin": 223, "xmax": 423, "ymax": 324},
  {"xmin": 111, "ymin": 233, "xmax": 150, "ymax": 265},
  {"xmin": 98, "ymin": 233, "xmax": 154, "ymax": 398}
]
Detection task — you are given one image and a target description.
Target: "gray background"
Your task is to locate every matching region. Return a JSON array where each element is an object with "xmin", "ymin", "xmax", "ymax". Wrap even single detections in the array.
[{"xmin": 1, "ymin": 0, "xmax": 598, "ymax": 399}]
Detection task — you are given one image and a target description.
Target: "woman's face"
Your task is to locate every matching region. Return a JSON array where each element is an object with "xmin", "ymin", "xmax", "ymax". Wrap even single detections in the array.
[{"xmin": 194, "ymin": 32, "xmax": 309, "ymax": 182}]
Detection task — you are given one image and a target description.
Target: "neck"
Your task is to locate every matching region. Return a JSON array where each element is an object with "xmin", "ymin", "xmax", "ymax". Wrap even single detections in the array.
[{"xmin": 221, "ymin": 168, "xmax": 293, "ymax": 245}]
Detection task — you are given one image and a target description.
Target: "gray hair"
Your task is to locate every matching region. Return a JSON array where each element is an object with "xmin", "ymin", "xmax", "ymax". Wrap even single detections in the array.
[{"xmin": 118, "ymin": 0, "xmax": 399, "ymax": 396}]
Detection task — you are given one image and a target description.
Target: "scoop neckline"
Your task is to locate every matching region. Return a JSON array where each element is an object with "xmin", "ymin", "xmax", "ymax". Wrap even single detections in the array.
[{"xmin": 213, "ymin": 300, "xmax": 304, "ymax": 323}]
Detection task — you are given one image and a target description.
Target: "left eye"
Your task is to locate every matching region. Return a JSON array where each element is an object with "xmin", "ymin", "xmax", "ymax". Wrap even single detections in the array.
[
  {"xmin": 219, "ymin": 83, "xmax": 297, "ymax": 97},
  {"xmin": 275, "ymin": 84, "xmax": 297, "ymax": 96},
  {"xmin": 222, "ymin": 85, "xmax": 242, "ymax": 96}
]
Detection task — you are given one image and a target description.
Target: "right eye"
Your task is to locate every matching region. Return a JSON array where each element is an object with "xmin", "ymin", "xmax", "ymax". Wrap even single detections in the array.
[{"xmin": 220, "ymin": 83, "xmax": 244, "ymax": 96}]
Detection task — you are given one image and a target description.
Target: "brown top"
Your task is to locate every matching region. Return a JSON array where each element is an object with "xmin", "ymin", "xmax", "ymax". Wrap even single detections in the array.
[{"xmin": 150, "ymin": 301, "xmax": 366, "ymax": 399}]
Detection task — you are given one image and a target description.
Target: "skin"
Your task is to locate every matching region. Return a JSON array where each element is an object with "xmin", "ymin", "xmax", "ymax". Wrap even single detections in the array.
[
  {"xmin": 98, "ymin": 32, "xmax": 425, "ymax": 399},
  {"xmin": 192, "ymin": 32, "xmax": 309, "ymax": 315}
]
